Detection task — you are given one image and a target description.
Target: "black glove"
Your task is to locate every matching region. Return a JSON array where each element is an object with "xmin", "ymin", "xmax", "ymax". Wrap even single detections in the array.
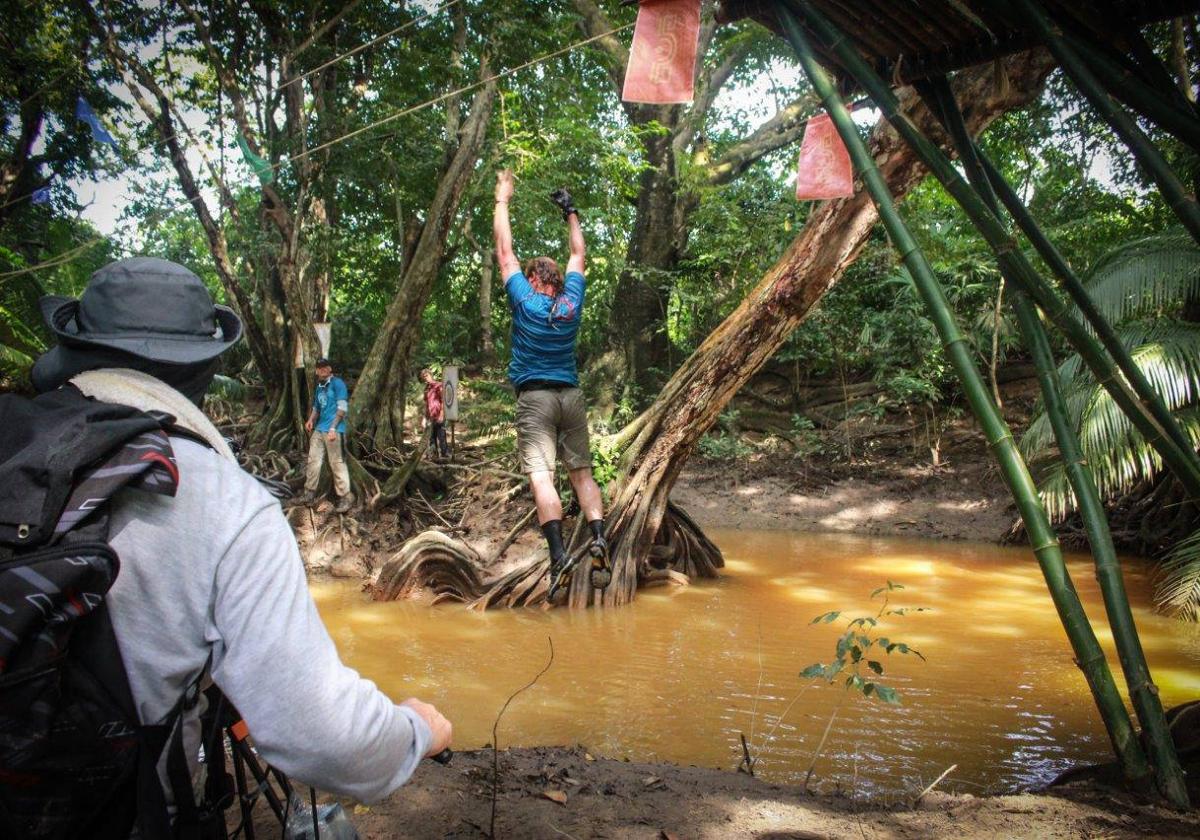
[{"xmin": 549, "ymin": 187, "xmax": 578, "ymax": 220}]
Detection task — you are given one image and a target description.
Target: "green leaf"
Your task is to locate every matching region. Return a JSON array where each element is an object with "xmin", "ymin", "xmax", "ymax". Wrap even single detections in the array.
[
  {"xmin": 867, "ymin": 660, "xmax": 884, "ymax": 675},
  {"xmin": 863, "ymin": 682, "xmax": 876, "ymax": 696},
  {"xmin": 800, "ymin": 663, "xmax": 825, "ymax": 679},
  {"xmin": 850, "ymin": 645, "xmax": 862, "ymax": 663},
  {"xmin": 874, "ymin": 685, "xmax": 901, "ymax": 704},
  {"xmin": 811, "ymin": 611, "xmax": 841, "ymax": 624}
]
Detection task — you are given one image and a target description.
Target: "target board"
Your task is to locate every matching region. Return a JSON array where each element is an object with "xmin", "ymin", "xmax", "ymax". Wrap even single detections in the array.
[{"xmin": 443, "ymin": 365, "xmax": 459, "ymax": 422}]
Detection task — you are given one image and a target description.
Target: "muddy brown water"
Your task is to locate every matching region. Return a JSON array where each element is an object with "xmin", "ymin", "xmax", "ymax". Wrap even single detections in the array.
[{"xmin": 310, "ymin": 529, "xmax": 1200, "ymax": 797}]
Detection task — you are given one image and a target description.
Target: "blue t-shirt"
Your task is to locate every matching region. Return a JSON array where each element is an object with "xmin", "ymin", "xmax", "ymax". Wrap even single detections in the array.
[
  {"xmin": 506, "ymin": 269, "xmax": 585, "ymax": 387},
  {"xmin": 313, "ymin": 375, "xmax": 349, "ymax": 433}
]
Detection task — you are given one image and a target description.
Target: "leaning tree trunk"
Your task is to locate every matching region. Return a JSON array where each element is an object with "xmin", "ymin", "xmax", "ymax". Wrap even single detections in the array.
[
  {"xmin": 350, "ymin": 78, "xmax": 496, "ymax": 452},
  {"xmin": 378, "ymin": 51, "xmax": 1054, "ymax": 609},
  {"xmin": 589, "ymin": 51, "xmax": 1054, "ymax": 607}
]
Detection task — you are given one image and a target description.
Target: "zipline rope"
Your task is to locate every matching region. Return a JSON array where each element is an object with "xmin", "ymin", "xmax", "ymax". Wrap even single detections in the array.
[
  {"xmin": 0, "ymin": 0, "xmax": 461, "ymax": 216},
  {"xmin": 270, "ymin": 0, "xmax": 462, "ymax": 95},
  {"xmin": 0, "ymin": 21, "xmax": 636, "ymax": 281},
  {"xmin": 290, "ymin": 22, "xmax": 636, "ymax": 166}
]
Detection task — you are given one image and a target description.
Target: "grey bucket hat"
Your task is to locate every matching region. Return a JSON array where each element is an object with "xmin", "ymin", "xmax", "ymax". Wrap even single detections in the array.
[{"xmin": 38, "ymin": 257, "xmax": 242, "ymax": 364}]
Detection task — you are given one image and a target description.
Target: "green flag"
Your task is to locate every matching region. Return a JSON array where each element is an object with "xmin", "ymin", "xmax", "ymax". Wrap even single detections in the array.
[{"xmin": 236, "ymin": 135, "xmax": 274, "ymax": 186}]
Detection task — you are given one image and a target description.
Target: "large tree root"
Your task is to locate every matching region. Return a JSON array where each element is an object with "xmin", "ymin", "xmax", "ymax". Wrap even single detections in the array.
[
  {"xmin": 371, "ymin": 502, "xmax": 723, "ymax": 609},
  {"xmin": 369, "ymin": 531, "xmax": 485, "ymax": 604}
]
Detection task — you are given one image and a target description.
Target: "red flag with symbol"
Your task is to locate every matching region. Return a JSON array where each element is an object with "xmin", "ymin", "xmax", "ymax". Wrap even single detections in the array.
[
  {"xmin": 621, "ymin": 0, "xmax": 701, "ymax": 105},
  {"xmin": 795, "ymin": 113, "xmax": 854, "ymax": 200}
]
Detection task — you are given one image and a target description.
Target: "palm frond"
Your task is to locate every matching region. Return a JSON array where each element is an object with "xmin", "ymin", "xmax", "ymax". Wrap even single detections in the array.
[
  {"xmin": 1021, "ymin": 321, "xmax": 1200, "ymax": 462},
  {"xmin": 1079, "ymin": 232, "xmax": 1200, "ymax": 327},
  {"xmin": 1156, "ymin": 528, "xmax": 1200, "ymax": 620}
]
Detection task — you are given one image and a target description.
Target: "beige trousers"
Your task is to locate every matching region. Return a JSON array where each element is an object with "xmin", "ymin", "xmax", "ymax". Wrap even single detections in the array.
[{"xmin": 305, "ymin": 431, "xmax": 352, "ymax": 498}]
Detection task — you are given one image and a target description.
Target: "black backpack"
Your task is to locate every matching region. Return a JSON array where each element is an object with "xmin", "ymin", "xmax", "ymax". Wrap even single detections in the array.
[{"xmin": 0, "ymin": 386, "xmax": 231, "ymax": 840}]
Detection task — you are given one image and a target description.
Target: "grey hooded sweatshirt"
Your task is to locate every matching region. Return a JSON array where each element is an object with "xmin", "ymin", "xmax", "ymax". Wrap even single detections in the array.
[{"xmin": 81, "ymin": 369, "xmax": 431, "ymax": 803}]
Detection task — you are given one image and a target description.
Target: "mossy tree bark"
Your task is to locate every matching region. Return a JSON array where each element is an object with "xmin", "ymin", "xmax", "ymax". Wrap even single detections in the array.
[{"xmin": 348, "ymin": 52, "xmax": 497, "ymax": 452}]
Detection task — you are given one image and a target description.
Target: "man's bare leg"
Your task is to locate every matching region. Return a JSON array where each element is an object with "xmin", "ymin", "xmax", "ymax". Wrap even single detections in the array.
[
  {"xmin": 567, "ymin": 467, "xmax": 602, "ymax": 522},
  {"xmin": 529, "ymin": 470, "xmax": 563, "ymax": 524}
]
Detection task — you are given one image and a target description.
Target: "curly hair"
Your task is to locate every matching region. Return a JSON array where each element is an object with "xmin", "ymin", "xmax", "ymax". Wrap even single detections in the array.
[{"xmin": 523, "ymin": 256, "xmax": 563, "ymax": 295}]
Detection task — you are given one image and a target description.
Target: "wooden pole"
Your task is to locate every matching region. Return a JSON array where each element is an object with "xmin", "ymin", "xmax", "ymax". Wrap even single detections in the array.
[{"xmin": 973, "ymin": 149, "xmax": 1200, "ymax": 468}]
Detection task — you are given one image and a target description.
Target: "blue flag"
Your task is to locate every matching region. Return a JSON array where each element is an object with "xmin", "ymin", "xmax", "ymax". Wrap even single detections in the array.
[
  {"xmin": 31, "ymin": 187, "xmax": 51, "ymax": 205},
  {"xmin": 75, "ymin": 97, "xmax": 117, "ymax": 147}
]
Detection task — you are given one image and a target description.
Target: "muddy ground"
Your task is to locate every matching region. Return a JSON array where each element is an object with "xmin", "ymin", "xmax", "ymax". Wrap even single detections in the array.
[{"xmin": 240, "ymin": 745, "xmax": 1200, "ymax": 839}]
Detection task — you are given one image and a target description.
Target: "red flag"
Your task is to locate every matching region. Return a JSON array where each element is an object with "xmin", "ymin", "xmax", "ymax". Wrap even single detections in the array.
[
  {"xmin": 795, "ymin": 113, "xmax": 854, "ymax": 200},
  {"xmin": 621, "ymin": 0, "xmax": 701, "ymax": 105}
]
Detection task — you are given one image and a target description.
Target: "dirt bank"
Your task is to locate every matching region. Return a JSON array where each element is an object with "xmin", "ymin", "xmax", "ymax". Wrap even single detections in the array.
[
  {"xmin": 673, "ymin": 438, "xmax": 1014, "ymax": 543},
  {"xmin": 244, "ymin": 745, "xmax": 1200, "ymax": 839},
  {"xmin": 674, "ymin": 414, "xmax": 1016, "ymax": 543}
]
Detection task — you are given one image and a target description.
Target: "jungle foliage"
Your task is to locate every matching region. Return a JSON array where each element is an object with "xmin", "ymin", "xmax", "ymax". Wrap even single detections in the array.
[{"xmin": 1, "ymin": 1, "xmax": 1197, "ymax": 612}]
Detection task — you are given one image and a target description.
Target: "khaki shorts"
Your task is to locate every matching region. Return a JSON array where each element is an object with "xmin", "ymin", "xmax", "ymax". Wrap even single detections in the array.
[{"xmin": 515, "ymin": 387, "xmax": 592, "ymax": 474}]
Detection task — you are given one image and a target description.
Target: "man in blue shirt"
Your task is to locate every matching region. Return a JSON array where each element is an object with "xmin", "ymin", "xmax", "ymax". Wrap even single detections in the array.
[
  {"xmin": 299, "ymin": 357, "xmax": 354, "ymax": 512},
  {"xmin": 494, "ymin": 169, "xmax": 608, "ymax": 600}
]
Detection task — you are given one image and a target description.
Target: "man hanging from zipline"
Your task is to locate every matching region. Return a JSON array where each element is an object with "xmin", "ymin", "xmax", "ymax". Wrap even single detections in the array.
[{"xmin": 493, "ymin": 169, "xmax": 610, "ymax": 600}]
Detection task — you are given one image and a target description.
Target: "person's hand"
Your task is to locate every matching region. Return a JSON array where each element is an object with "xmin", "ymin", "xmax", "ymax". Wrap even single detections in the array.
[
  {"xmin": 326, "ymin": 428, "xmax": 338, "ymax": 442},
  {"xmin": 495, "ymin": 169, "xmax": 515, "ymax": 203},
  {"xmin": 401, "ymin": 698, "xmax": 453, "ymax": 757},
  {"xmin": 304, "ymin": 418, "xmax": 314, "ymax": 434},
  {"xmin": 549, "ymin": 187, "xmax": 577, "ymax": 219}
]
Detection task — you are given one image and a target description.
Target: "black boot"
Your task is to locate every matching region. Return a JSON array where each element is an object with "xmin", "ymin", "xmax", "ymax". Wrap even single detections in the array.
[
  {"xmin": 587, "ymin": 519, "xmax": 610, "ymax": 589},
  {"xmin": 543, "ymin": 520, "xmax": 574, "ymax": 600}
]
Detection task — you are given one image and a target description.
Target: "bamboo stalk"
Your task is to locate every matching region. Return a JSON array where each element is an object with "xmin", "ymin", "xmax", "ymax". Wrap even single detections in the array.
[
  {"xmin": 777, "ymin": 4, "xmax": 1150, "ymax": 787},
  {"xmin": 1057, "ymin": 28, "xmax": 1200, "ymax": 149},
  {"xmin": 973, "ymin": 149, "xmax": 1200, "ymax": 470},
  {"xmin": 998, "ymin": 0, "xmax": 1200, "ymax": 244},
  {"xmin": 1018, "ymin": 287, "xmax": 1189, "ymax": 806},
  {"xmin": 779, "ymin": 0, "xmax": 1200, "ymax": 506},
  {"xmin": 924, "ymin": 73, "xmax": 1188, "ymax": 809}
]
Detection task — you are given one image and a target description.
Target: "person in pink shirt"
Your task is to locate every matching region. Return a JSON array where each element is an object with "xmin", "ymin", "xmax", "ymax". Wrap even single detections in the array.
[{"xmin": 420, "ymin": 368, "xmax": 450, "ymax": 460}]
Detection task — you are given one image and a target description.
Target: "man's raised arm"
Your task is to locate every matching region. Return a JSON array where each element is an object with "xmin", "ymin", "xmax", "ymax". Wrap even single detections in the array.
[
  {"xmin": 493, "ymin": 169, "xmax": 520, "ymax": 280},
  {"xmin": 566, "ymin": 211, "xmax": 585, "ymax": 277}
]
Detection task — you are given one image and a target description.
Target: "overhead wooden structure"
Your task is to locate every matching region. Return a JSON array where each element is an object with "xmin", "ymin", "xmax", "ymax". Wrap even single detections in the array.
[{"xmin": 717, "ymin": 0, "xmax": 1198, "ymax": 84}]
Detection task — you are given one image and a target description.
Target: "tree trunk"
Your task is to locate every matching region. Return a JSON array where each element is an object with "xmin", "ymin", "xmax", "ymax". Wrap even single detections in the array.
[
  {"xmin": 479, "ymin": 243, "xmax": 496, "ymax": 365},
  {"xmin": 350, "ymin": 79, "xmax": 496, "ymax": 451},
  {"xmin": 573, "ymin": 0, "xmax": 813, "ymax": 409},
  {"xmin": 608, "ymin": 126, "xmax": 683, "ymax": 400}
]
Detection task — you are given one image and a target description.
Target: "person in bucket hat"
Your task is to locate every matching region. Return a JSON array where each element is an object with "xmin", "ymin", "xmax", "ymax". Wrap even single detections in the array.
[
  {"xmin": 32, "ymin": 256, "xmax": 242, "ymax": 404},
  {"xmin": 27, "ymin": 257, "xmax": 453, "ymax": 810}
]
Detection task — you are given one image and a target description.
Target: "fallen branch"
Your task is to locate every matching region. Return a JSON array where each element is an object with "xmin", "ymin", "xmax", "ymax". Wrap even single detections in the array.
[
  {"xmin": 914, "ymin": 763, "xmax": 957, "ymax": 806},
  {"xmin": 490, "ymin": 506, "xmax": 538, "ymax": 563}
]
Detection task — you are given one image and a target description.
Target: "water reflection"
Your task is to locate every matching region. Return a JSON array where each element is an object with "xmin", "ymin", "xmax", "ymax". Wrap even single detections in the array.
[{"xmin": 310, "ymin": 530, "xmax": 1200, "ymax": 796}]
